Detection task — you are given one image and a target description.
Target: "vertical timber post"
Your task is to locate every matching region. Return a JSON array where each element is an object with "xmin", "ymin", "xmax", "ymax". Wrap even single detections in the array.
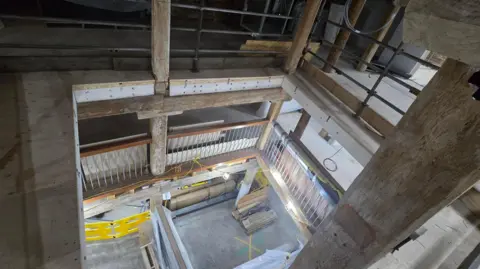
[
  {"xmin": 150, "ymin": 0, "xmax": 170, "ymax": 175},
  {"xmin": 283, "ymin": 0, "xmax": 323, "ymax": 74},
  {"xmin": 323, "ymin": 0, "xmax": 366, "ymax": 73},
  {"xmin": 291, "ymin": 59, "xmax": 480, "ymax": 269},
  {"xmin": 257, "ymin": 101, "xmax": 283, "ymax": 150}
]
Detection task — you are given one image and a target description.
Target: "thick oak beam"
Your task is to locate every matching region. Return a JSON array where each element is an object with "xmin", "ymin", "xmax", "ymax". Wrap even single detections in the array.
[
  {"xmin": 77, "ymin": 88, "xmax": 288, "ymax": 120},
  {"xmin": 283, "ymin": 0, "xmax": 323, "ymax": 74},
  {"xmin": 291, "ymin": 59, "xmax": 480, "ymax": 268}
]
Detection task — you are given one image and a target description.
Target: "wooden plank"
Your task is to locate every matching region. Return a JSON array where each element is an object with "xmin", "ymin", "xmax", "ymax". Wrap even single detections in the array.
[
  {"xmin": 323, "ymin": 0, "xmax": 366, "ymax": 73},
  {"xmin": 80, "ymin": 136, "xmax": 152, "ymax": 157},
  {"xmin": 257, "ymin": 101, "xmax": 284, "ymax": 150},
  {"xmin": 404, "ymin": 0, "xmax": 480, "ymax": 66},
  {"xmin": 356, "ymin": 6, "xmax": 400, "ymax": 72},
  {"xmin": 292, "ymin": 109, "xmax": 311, "ymax": 139},
  {"xmin": 291, "ymin": 59, "xmax": 480, "ymax": 269},
  {"xmin": 155, "ymin": 202, "xmax": 187, "ymax": 269},
  {"xmin": 77, "ymin": 88, "xmax": 289, "ymax": 120},
  {"xmin": 151, "ymin": 0, "xmax": 170, "ymax": 89},
  {"xmin": 83, "ymin": 149, "xmax": 259, "ymax": 201},
  {"xmin": 301, "ymin": 60, "xmax": 394, "ymax": 136},
  {"xmin": 241, "ymin": 41, "xmax": 320, "ymax": 61},
  {"xmin": 283, "ymin": 0, "xmax": 323, "ymax": 74}
]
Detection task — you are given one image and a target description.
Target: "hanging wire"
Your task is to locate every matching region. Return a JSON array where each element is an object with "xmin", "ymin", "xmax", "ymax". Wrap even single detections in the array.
[
  {"xmin": 343, "ymin": 0, "xmax": 399, "ymax": 35},
  {"xmin": 322, "ymin": 147, "xmax": 343, "ymax": 172}
]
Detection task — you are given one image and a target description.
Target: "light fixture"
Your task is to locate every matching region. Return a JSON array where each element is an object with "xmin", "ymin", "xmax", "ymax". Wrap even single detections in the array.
[{"xmin": 222, "ymin": 172, "xmax": 230, "ymax": 180}]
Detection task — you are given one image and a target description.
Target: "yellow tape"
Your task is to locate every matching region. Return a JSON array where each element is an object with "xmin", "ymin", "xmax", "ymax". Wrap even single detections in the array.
[{"xmin": 85, "ymin": 211, "xmax": 151, "ymax": 241}]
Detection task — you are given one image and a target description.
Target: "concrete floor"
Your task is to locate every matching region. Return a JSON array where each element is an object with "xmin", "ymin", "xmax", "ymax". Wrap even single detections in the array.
[
  {"xmin": 85, "ymin": 234, "xmax": 143, "ymax": 269},
  {"xmin": 173, "ymin": 188, "xmax": 302, "ymax": 269}
]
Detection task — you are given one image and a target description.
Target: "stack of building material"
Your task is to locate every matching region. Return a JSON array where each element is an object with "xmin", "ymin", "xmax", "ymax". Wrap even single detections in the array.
[
  {"xmin": 232, "ymin": 187, "xmax": 277, "ymax": 234},
  {"xmin": 241, "ymin": 210, "xmax": 277, "ymax": 235}
]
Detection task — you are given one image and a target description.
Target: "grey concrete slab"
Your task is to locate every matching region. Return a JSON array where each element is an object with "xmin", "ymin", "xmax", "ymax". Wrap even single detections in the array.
[{"xmin": 173, "ymin": 188, "xmax": 302, "ymax": 269}]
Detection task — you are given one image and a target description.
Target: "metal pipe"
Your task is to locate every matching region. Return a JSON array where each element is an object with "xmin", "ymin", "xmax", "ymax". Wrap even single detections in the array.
[
  {"xmin": 171, "ymin": 3, "xmax": 295, "ymax": 19},
  {"xmin": 258, "ymin": 0, "xmax": 273, "ymax": 34},
  {"xmin": 0, "ymin": 14, "xmax": 150, "ymax": 29},
  {"xmin": 0, "ymin": 43, "xmax": 284, "ymax": 55},
  {"xmin": 307, "ymin": 50, "xmax": 370, "ymax": 93},
  {"xmin": 193, "ymin": 0, "xmax": 205, "ymax": 72},
  {"xmin": 373, "ymin": 93, "xmax": 405, "ymax": 115},
  {"xmin": 355, "ymin": 42, "xmax": 404, "ymax": 116},
  {"xmin": 0, "ymin": 14, "xmax": 291, "ymax": 38},
  {"xmin": 321, "ymin": 19, "xmax": 440, "ymax": 70},
  {"xmin": 320, "ymin": 38, "xmax": 421, "ymax": 96},
  {"xmin": 281, "ymin": 0, "xmax": 296, "ymax": 34}
]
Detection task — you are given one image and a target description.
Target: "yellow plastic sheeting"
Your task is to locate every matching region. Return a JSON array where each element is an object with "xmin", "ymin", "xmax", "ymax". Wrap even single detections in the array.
[{"xmin": 85, "ymin": 211, "xmax": 151, "ymax": 241}]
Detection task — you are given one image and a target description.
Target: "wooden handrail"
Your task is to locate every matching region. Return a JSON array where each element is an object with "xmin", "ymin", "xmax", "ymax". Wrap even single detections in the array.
[
  {"xmin": 167, "ymin": 119, "xmax": 269, "ymax": 139},
  {"xmin": 80, "ymin": 136, "xmax": 152, "ymax": 157}
]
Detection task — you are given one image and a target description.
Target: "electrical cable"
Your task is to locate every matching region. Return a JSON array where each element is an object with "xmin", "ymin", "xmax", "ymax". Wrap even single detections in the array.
[
  {"xmin": 322, "ymin": 147, "xmax": 343, "ymax": 172},
  {"xmin": 343, "ymin": 0, "xmax": 399, "ymax": 35}
]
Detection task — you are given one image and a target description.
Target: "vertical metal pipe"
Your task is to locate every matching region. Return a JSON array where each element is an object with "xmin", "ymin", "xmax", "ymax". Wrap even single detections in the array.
[
  {"xmin": 258, "ymin": 0, "xmax": 272, "ymax": 35},
  {"xmin": 355, "ymin": 42, "xmax": 404, "ymax": 116},
  {"xmin": 281, "ymin": 0, "xmax": 296, "ymax": 35},
  {"xmin": 193, "ymin": 0, "xmax": 205, "ymax": 72}
]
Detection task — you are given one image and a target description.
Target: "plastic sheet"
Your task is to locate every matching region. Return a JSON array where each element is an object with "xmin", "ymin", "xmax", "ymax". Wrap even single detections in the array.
[{"xmin": 234, "ymin": 243, "xmax": 303, "ymax": 269}]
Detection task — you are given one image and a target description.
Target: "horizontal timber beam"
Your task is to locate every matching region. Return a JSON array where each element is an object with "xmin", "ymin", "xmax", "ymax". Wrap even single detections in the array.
[{"xmin": 77, "ymin": 88, "xmax": 288, "ymax": 120}]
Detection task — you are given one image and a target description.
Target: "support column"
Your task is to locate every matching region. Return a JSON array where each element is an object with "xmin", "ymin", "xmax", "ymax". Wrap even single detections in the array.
[
  {"xmin": 235, "ymin": 167, "xmax": 258, "ymax": 207},
  {"xmin": 150, "ymin": 0, "xmax": 170, "ymax": 175},
  {"xmin": 291, "ymin": 59, "xmax": 480, "ymax": 268},
  {"xmin": 292, "ymin": 109, "xmax": 311, "ymax": 139},
  {"xmin": 283, "ymin": 0, "xmax": 323, "ymax": 74},
  {"xmin": 257, "ymin": 101, "xmax": 283, "ymax": 150},
  {"xmin": 356, "ymin": 6, "xmax": 400, "ymax": 72},
  {"xmin": 323, "ymin": 0, "xmax": 366, "ymax": 73}
]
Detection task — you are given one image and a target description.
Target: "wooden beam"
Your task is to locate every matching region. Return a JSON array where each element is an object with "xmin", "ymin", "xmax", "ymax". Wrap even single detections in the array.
[
  {"xmin": 151, "ymin": 0, "xmax": 170, "ymax": 90},
  {"xmin": 150, "ymin": 0, "xmax": 170, "ymax": 176},
  {"xmin": 301, "ymin": 60, "xmax": 394, "ymax": 137},
  {"xmin": 323, "ymin": 0, "xmax": 366, "ymax": 73},
  {"xmin": 356, "ymin": 6, "xmax": 400, "ymax": 72},
  {"xmin": 257, "ymin": 101, "xmax": 284, "ymax": 150},
  {"xmin": 283, "ymin": 0, "xmax": 323, "ymax": 74},
  {"xmin": 77, "ymin": 88, "xmax": 288, "ymax": 120},
  {"xmin": 292, "ymin": 109, "xmax": 311, "ymax": 139},
  {"xmin": 291, "ymin": 59, "xmax": 480, "ymax": 268},
  {"xmin": 404, "ymin": 0, "xmax": 480, "ymax": 66}
]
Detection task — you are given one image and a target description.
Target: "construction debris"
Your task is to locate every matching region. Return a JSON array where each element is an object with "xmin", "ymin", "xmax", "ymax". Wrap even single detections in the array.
[
  {"xmin": 232, "ymin": 187, "xmax": 277, "ymax": 234},
  {"xmin": 242, "ymin": 210, "xmax": 277, "ymax": 235}
]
